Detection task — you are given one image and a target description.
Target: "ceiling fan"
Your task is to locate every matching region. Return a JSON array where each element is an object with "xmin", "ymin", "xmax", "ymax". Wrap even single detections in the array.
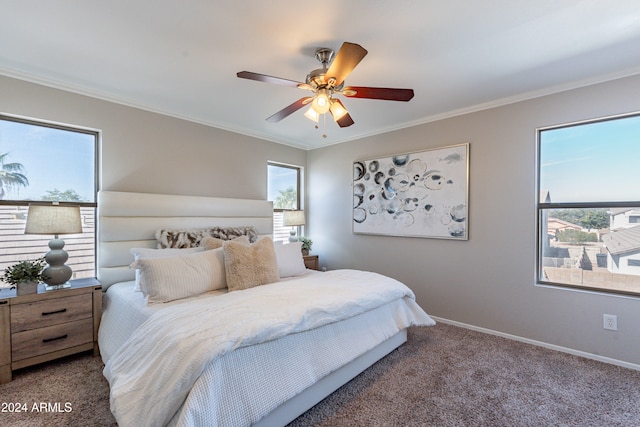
[{"xmin": 237, "ymin": 42, "xmax": 414, "ymax": 129}]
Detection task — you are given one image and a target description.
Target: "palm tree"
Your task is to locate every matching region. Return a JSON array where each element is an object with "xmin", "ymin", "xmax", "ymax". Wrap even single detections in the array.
[
  {"xmin": 274, "ymin": 186, "xmax": 297, "ymax": 210},
  {"xmin": 0, "ymin": 152, "xmax": 29, "ymax": 200}
]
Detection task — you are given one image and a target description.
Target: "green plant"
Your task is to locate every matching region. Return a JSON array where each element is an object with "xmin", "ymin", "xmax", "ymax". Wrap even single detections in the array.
[
  {"xmin": 2, "ymin": 258, "xmax": 46, "ymax": 286},
  {"xmin": 299, "ymin": 237, "xmax": 313, "ymax": 252},
  {"xmin": 556, "ymin": 229, "xmax": 598, "ymax": 244}
]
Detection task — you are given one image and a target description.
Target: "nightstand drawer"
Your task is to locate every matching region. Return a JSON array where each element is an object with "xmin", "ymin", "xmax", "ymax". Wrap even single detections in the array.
[
  {"xmin": 303, "ymin": 255, "xmax": 319, "ymax": 270},
  {"xmin": 11, "ymin": 318, "xmax": 94, "ymax": 362},
  {"xmin": 10, "ymin": 294, "xmax": 92, "ymax": 333}
]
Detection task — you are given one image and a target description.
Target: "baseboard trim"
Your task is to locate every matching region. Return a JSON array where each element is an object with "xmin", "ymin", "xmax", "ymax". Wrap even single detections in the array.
[{"xmin": 431, "ymin": 316, "xmax": 640, "ymax": 372}]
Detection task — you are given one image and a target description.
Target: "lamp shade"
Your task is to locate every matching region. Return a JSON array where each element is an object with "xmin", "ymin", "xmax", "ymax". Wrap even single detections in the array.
[
  {"xmin": 311, "ymin": 89, "xmax": 330, "ymax": 114},
  {"xmin": 25, "ymin": 204, "xmax": 82, "ymax": 236},
  {"xmin": 304, "ymin": 106, "xmax": 320, "ymax": 123},
  {"xmin": 329, "ymin": 99, "xmax": 349, "ymax": 120},
  {"xmin": 283, "ymin": 210, "xmax": 305, "ymax": 226}
]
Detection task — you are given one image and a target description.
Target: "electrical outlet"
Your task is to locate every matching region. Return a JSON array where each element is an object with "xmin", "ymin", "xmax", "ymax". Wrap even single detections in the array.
[{"xmin": 603, "ymin": 314, "xmax": 618, "ymax": 331}]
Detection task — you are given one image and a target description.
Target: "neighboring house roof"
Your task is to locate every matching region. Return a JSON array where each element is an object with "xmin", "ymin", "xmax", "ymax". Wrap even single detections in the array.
[
  {"xmin": 547, "ymin": 218, "xmax": 582, "ymax": 233},
  {"xmin": 602, "ymin": 225, "xmax": 640, "ymax": 256},
  {"xmin": 609, "ymin": 208, "xmax": 638, "ymax": 216},
  {"xmin": 540, "ymin": 190, "xmax": 551, "ymax": 203}
]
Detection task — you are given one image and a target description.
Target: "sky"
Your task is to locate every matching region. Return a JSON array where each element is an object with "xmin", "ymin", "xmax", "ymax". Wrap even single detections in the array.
[
  {"xmin": 267, "ymin": 164, "xmax": 297, "ymax": 202},
  {"xmin": 539, "ymin": 114, "xmax": 640, "ymax": 203},
  {"xmin": 0, "ymin": 119, "xmax": 96, "ymax": 202}
]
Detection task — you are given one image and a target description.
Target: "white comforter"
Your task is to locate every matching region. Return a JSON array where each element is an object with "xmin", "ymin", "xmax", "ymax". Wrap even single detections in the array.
[{"xmin": 104, "ymin": 269, "xmax": 433, "ymax": 427}]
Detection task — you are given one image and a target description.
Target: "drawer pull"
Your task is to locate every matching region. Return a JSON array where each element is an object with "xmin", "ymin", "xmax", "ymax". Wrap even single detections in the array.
[
  {"xmin": 43, "ymin": 334, "xmax": 68, "ymax": 343},
  {"xmin": 42, "ymin": 308, "xmax": 67, "ymax": 316}
]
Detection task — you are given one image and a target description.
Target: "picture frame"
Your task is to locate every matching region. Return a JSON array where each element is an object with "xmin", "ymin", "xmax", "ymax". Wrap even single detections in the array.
[{"xmin": 353, "ymin": 143, "xmax": 469, "ymax": 240}]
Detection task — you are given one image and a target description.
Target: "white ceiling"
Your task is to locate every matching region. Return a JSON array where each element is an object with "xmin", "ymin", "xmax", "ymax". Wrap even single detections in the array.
[{"xmin": 2, "ymin": 1, "xmax": 640, "ymax": 150}]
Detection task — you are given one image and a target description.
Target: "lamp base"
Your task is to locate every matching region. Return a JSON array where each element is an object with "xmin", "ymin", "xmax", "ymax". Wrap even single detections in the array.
[
  {"xmin": 45, "ymin": 282, "xmax": 72, "ymax": 291},
  {"xmin": 43, "ymin": 237, "xmax": 73, "ymax": 290}
]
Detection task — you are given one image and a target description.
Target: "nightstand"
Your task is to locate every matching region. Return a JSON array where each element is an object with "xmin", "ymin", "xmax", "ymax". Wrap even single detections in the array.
[
  {"xmin": 0, "ymin": 277, "xmax": 101, "ymax": 383},
  {"xmin": 303, "ymin": 255, "xmax": 319, "ymax": 271}
]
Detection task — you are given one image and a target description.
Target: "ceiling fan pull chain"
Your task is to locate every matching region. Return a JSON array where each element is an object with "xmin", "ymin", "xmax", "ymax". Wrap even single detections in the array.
[{"xmin": 322, "ymin": 113, "xmax": 327, "ymax": 138}]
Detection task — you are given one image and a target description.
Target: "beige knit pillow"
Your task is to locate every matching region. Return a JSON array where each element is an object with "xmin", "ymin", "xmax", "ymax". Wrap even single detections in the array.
[
  {"xmin": 201, "ymin": 235, "xmax": 250, "ymax": 250},
  {"xmin": 223, "ymin": 236, "xmax": 279, "ymax": 291}
]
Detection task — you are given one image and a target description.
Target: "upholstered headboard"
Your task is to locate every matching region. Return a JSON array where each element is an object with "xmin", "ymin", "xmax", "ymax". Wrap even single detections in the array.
[{"xmin": 97, "ymin": 191, "xmax": 273, "ymax": 289}]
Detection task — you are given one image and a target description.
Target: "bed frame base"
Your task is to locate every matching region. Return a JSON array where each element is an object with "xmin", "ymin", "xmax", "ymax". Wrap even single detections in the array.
[{"xmin": 254, "ymin": 329, "xmax": 407, "ymax": 427}]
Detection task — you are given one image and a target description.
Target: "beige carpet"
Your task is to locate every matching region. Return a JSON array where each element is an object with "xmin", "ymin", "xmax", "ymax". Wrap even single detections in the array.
[{"xmin": 2, "ymin": 323, "xmax": 639, "ymax": 426}]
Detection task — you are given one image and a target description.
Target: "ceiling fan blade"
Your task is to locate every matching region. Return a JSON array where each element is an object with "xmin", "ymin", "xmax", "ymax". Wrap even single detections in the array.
[
  {"xmin": 342, "ymin": 86, "xmax": 414, "ymax": 101},
  {"xmin": 237, "ymin": 71, "xmax": 302, "ymax": 87},
  {"xmin": 266, "ymin": 97, "xmax": 313, "ymax": 122},
  {"xmin": 335, "ymin": 112, "xmax": 355, "ymax": 128},
  {"xmin": 325, "ymin": 42, "xmax": 368, "ymax": 87}
]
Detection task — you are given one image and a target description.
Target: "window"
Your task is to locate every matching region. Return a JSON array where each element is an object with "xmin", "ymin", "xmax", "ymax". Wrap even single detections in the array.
[
  {"xmin": 537, "ymin": 113, "xmax": 640, "ymax": 296},
  {"xmin": 267, "ymin": 162, "xmax": 302, "ymax": 243},
  {"xmin": 0, "ymin": 114, "xmax": 98, "ymax": 287}
]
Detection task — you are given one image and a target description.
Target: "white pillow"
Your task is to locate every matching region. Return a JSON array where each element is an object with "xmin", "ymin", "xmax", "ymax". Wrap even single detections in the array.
[
  {"xmin": 274, "ymin": 242, "xmax": 307, "ymax": 278},
  {"xmin": 136, "ymin": 248, "xmax": 226, "ymax": 304},
  {"xmin": 130, "ymin": 247, "xmax": 204, "ymax": 292}
]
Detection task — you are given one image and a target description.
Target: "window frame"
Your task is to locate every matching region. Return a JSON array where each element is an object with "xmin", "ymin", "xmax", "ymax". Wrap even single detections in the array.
[
  {"xmin": 535, "ymin": 112, "xmax": 640, "ymax": 297},
  {"xmin": 267, "ymin": 162, "xmax": 303, "ymax": 244},
  {"xmin": 0, "ymin": 113, "xmax": 99, "ymax": 280},
  {"xmin": 628, "ymin": 259, "xmax": 640, "ymax": 268},
  {"xmin": 267, "ymin": 162, "xmax": 301, "ymax": 213},
  {"xmin": 0, "ymin": 113, "xmax": 99, "ymax": 207}
]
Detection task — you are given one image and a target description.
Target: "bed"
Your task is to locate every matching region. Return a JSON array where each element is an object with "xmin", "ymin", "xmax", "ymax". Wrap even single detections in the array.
[{"xmin": 97, "ymin": 190, "xmax": 435, "ymax": 427}]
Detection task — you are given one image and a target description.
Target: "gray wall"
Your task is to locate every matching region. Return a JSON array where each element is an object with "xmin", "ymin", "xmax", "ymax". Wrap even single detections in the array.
[
  {"xmin": 3, "ymin": 73, "xmax": 640, "ymax": 367},
  {"xmin": 0, "ymin": 75, "xmax": 306, "ymax": 200},
  {"xmin": 307, "ymin": 74, "xmax": 640, "ymax": 367}
]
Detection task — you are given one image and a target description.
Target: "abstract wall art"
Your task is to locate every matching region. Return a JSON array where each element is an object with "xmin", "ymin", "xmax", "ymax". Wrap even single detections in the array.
[{"xmin": 353, "ymin": 143, "xmax": 469, "ymax": 240}]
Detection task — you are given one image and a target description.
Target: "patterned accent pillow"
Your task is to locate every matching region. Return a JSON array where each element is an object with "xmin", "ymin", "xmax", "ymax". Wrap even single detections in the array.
[{"xmin": 156, "ymin": 226, "xmax": 258, "ymax": 249}]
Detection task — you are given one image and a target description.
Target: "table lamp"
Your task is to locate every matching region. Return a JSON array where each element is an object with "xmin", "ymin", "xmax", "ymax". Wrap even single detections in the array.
[
  {"xmin": 24, "ymin": 204, "xmax": 83, "ymax": 290},
  {"xmin": 283, "ymin": 210, "xmax": 305, "ymax": 243}
]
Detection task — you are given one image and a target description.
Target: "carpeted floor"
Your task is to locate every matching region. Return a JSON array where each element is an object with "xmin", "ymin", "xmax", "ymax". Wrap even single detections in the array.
[{"xmin": 2, "ymin": 323, "xmax": 640, "ymax": 426}]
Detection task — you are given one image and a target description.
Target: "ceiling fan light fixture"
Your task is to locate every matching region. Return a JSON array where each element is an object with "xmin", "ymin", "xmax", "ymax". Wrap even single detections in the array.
[
  {"xmin": 304, "ymin": 106, "xmax": 320, "ymax": 122},
  {"xmin": 237, "ymin": 41, "xmax": 414, "ymax": 130},
  {"xmin": 329, "ymin": 99, "xmax": 348, "ymax": 120},
  {"xmin": 311, "ymin": 89, "xmax": 331, "ymax": 114}
]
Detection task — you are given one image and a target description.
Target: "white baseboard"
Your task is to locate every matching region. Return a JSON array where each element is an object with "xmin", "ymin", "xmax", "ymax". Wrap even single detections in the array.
[{"xmin": 431, "ymin": 316, "xmax": 640, "ymax": 372}]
